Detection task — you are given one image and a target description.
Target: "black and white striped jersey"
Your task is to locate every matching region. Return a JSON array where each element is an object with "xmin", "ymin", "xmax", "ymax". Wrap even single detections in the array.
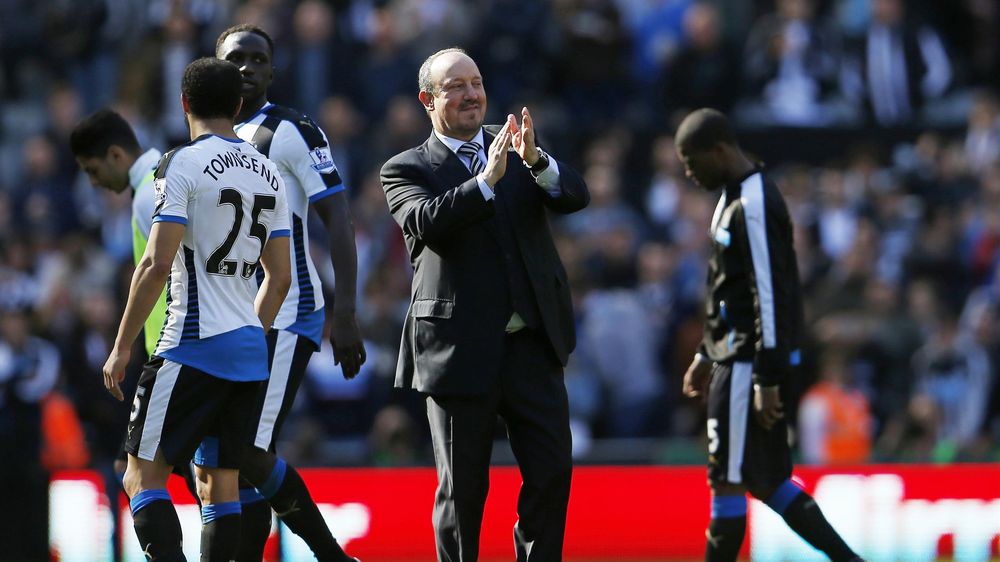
[
  {"xmin": 151, "ymin": 134, "xmax": 290, "ymax": 382},
  {"xmin": 234, "ymin": 103, "xmax": 346, "ymax": 348},
  {"xmin": 699, "ymin": 169, "xmax": 803, "ymax": 386}
]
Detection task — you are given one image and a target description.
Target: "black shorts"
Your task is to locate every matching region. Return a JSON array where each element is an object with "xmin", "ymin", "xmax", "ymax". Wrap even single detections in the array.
[
  {"xmin": 247, "ymin": 329, "xmax": 317, "ymax": 452},
  {"xmin": 124, "ymin": 356, "xmax": 261, "ymax": 469},
  {"xmin": 706, "ymin": 361, "xmax": 791, "ymax": 488}
]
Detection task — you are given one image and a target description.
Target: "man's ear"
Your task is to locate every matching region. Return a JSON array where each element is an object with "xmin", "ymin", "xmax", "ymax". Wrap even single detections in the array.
[
  {"xmin": 233, "ymin": 96, "xmax": 243, "ymax": 120},
  {"xmin": 106, "ymin": 144, "xmax": 126, "ymax": 164},
  {"xmin": 418, "ymin": 90, "xmax": 434, "ymax": 112},
  {"xmin": 711, "ymin": 142, "xmax": 729, "ymax": 160},
  {"xmin": 181, "ymin": 93, "xmax": 190, "ymax": 114}
]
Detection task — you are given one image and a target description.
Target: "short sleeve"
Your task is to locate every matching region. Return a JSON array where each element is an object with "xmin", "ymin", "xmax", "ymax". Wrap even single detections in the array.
[
  {"xmin": 268, "ymin": 170, "xmax": 291, "ymax": 238},
  {"xmin": 152, "ymin": 150, "xmax": 195, "ymax": 225},
  {"xmin": 279, "ymin": 118, "xmax": 346, "ymax": 203}
]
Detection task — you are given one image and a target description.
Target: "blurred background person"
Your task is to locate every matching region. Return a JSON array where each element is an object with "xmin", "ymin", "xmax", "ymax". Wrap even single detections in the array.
[
  {"xmin": 798, "ymin": 350, "xmax": 873, "ymax": 465},
  {"xmin": 0, "ymin": 306, "xmax": 59, "ymax": 562}
]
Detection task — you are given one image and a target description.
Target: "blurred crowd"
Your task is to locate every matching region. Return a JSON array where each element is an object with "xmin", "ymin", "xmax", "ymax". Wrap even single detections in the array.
[{"xmin": 2, "ymin": 0, "xmax": 1000, "ymax": 484}]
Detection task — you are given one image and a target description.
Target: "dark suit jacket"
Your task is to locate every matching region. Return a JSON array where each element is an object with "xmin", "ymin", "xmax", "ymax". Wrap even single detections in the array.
[{"xmin": 381, "ymin": 126, "xmax": 589, "ymax": 395}]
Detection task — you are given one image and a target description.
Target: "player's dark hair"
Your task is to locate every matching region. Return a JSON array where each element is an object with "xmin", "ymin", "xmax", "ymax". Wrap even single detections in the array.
[
  {"xmin": 69, "ymin": 108, "xmax": 141, "ymax": 159},
  {"xmin": 182, "ymin": 58, "xmax": 243, "ymax": 120},
  {"xmin": 675, "ymin": 108, "xmax": 738, "ymax": 152},
  {"xmin": 215, "ymin": 23, "xmax": 274, "ymax": 56}
]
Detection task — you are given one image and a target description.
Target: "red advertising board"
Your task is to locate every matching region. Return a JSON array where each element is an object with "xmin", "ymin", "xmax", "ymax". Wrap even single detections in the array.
[
  {"xmin": 50, "ymin": 465, "xmax": 1000, "ymax": 561},
  {"xmin": 291, "ymin": 466, "xmax": 711, "ymax": 560}
]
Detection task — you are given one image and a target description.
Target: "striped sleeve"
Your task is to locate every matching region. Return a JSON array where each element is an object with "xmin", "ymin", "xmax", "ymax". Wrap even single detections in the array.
[
  {"xmin": 740, "ymin": 174, "xmax": 796, "ymax": 386},
  {"xmin": 285, "ymin": 116, "xmax": 346, "ymax": 202},
  {"xmin": 152, "ymin": 149, "xmax": 194, "ymax": 225}
]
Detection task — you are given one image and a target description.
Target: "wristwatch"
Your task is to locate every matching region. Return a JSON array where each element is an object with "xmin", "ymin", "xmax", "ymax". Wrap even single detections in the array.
[{"xmin": 526, "ymin": 148, "xmax": 550, "ymax": 174}]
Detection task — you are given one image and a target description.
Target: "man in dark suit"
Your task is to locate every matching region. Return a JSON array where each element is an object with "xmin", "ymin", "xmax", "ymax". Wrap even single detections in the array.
[{"xmin": 381, "ymin": 48, "xmax": 589, "ymax": 562}]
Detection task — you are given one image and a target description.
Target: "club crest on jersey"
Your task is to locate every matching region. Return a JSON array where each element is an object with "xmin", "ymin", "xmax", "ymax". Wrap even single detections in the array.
[{"xmin": 309, "ymin": 147, "xmax": 335, "ymax": 173}]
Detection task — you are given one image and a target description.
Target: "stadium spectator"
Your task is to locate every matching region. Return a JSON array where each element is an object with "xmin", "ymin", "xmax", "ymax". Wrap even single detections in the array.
[
  {"xmin": 662, "ymin": 2, "xmax": 741, "ymax": 118},
  {"xmin": 0, "ymin": 306, "xmax": 60, "ymax": 561},
  {"xmin": 910, "ymin": 308, "xmax": 992, "ymax": 453},
  {"xmin": 286, "ymin": 0, "xmax": 357, "ymax": 117},
  {"xmin": 356, "ymin": 7, "xmax": 416, "ymax": 122},
  {"xmin": 964, "ymin": 90, "xmax": 1000, "ymax": 173},
  {"xmin": 798, "ymin": 350, "xmax": 873, "ymax": 464},
  {"xmin": 741, "ymin": 0, "xmax": 846, "ymax": 126},
  {"xmin": 581, "ymin": 283, "xmax": 667, "ymax": 437},
  {"xmin": 644, "ymin": 135, "xmax": 688, "ymax": 232},
  {"xmin": 318, "ymin": 95, "xmax": 367, "ymax": 190},
  {"xmin": 840, "ymin": 0, "xmax": 953, "ymax": 126},
  {"xmin": 551, "ymin": 0, "xmax": 630, "ymax": 130}
]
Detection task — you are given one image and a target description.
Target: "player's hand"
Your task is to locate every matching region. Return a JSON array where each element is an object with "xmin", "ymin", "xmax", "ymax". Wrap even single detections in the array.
[
  {"xmin": 753, "ymin": 384, "xmax": 784, "ymax": 430},
  {"xmin": 682, "ymin": 355, "xmax": 713, "ymax": 398},
  {"xmin": 102, "ymin": 346, "xmax": 129, "ymax": 401},
  {"xmin": 330, "ymin": 312, "xmax": 366, "ymax": 380},
  {"xmin": 511, "ymin": 107, "xmax": 540, "ymax": 166},
  {"xmin": 482, "ymin": 116, "xmax": 514, "ymax": 187}
]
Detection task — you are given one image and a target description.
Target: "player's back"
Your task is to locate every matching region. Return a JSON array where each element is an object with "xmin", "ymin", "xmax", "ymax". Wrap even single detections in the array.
[
  {"xmin": 235, "ymin": 103, "xmax": 346, "ymax": 346},
  {"xmin": 151, "ymin": 134, "xmax": 289, "ymax": 382}
]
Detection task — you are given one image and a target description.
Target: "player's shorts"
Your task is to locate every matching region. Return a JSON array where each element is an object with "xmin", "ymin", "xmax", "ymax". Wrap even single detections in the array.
[
  {"xmin": 247, "ymin": 329, "xmax": 318, "ymax": 452},
  {"xmin": 705, "ymin": 360, "xmax": 792, "ymax": 489},
  {"xmin": 124, "ymin": 356, "xmax": 260, "ymax": 469}
]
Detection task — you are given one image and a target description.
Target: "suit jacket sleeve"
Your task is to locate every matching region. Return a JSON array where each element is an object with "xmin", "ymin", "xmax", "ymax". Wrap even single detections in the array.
[
  {"xmin": 381, "ymin": 154, "xmax": 495, "ymax": 245},
  {"xmin": 537, "ymin": 155, "xmax": 590, "ymax": 215}
]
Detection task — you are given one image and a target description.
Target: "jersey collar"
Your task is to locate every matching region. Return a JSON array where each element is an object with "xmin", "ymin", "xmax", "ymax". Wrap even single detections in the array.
[
  {"xmin": 128, "ymin": 148, "xmax": 162, "ymax": 192},
  {"xmin": 725, "ymin": 165, "xmax": 765, "ymax": 195},
  {"xmin": 235, "ymin": 102, "xmax": 275, "ymax": 130}
]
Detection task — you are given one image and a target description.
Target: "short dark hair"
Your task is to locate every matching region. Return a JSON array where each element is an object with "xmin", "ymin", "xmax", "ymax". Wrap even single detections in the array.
[
  {"xmin": 182, "ymin": 58, "xmax": 243, "ymax": 120},
  {"xmin": 69, "ymin": 108, "xmax": 141, "ymax": 159},
  {"xmin": 675, "ymin": 108, "xmax": 738, "ymax": 152},
  {"xmin": 215, "ymin": 23, "xmax": 274, "ymax": 56},
  {"xmin": 418, "ymin": 47, "xmax": 469, "ymax": 94}
]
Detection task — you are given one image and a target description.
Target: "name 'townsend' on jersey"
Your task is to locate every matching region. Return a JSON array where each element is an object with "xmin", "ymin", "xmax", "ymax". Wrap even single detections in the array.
[
  {"xmin": 151, "ymin": 134, "xmax": 290, "ymax": 382},
  {"xmin": 235, "ymin": 103, "xmax": 346, "ymax": 348}
]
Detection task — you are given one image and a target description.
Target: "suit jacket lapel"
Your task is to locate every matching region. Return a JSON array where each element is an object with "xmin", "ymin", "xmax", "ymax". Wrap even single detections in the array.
[
  {"xmin": 426, "ymin": 132, "xmax": 475, "ymax": 187},
  {"xmin": 425, "ymin": 130, "xmax": 502, "ymax": 241}
]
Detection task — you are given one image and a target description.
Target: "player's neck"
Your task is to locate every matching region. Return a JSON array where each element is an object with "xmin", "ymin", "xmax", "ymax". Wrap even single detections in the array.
[
  {"xmin": 724, "ymin": 154, "xmax": 756, "ymax": 184},
  {"xmin": 236, "ymin": 96, "xmax": 268, "ymax": 124},
  {"xmin": 188, "ymin": 117, "xmax": 240, "ymax": 141}
]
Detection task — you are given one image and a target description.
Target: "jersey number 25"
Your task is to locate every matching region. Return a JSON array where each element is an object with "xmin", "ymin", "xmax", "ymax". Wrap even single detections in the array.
[{"xmin": 208, "ymin": 187, "xmax": 276, "ymax": 279}]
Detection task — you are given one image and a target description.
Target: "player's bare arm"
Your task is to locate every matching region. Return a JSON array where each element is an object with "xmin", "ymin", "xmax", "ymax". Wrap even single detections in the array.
[
  {"xmin": 314, "ymin": 193, "xmax": 366, "ymax": 379},
  {"xmin": 103, "ymin": 221, "xmax": 185, "ymax": 401},
  {"xmin": 255, "ymin": 235, "xmax": 292, "ymax": 333}
]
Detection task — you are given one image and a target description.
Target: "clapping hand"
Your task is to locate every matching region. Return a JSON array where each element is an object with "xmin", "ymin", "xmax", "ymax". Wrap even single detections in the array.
[
  {"xmin": 510, "ymin": 107, "xmax": 541, "ymax": 167},
  {"xmin": 482, "ymin": 116, "xmax": 514, "ymax": 187}
]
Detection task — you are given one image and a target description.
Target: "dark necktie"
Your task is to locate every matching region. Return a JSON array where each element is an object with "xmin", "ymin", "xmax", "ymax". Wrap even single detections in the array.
[{"xmin": 458, "ymin": 141, "xmax": 485, "ymax": 175}]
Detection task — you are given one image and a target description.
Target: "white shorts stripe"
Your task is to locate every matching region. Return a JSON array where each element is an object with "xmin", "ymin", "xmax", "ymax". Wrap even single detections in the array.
[
  {"xmin": 138, "ymin": 360, "xmax": 181, "ymax": 461},
  {"xmin": 254, "ymin": 330, "xmax": 296, "ymax": 449},
  {"xmin": 741, "ymin": 174, "xmax": 777, "ymax": 348},
  {"xmin": 727, "ymin": 361, "xmax": 753, "ymax": 483}
]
